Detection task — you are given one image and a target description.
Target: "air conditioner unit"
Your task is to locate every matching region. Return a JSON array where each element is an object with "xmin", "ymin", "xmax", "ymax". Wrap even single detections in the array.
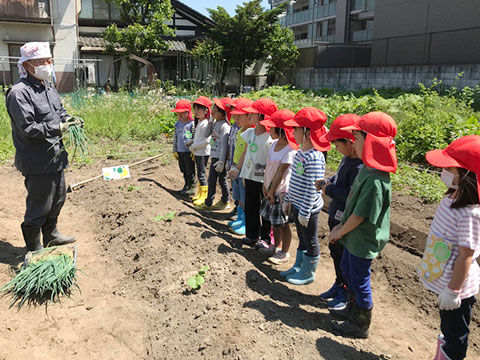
[{"xmin": 38, "ymin": 2, "xmax": 48, "ymax": 18}]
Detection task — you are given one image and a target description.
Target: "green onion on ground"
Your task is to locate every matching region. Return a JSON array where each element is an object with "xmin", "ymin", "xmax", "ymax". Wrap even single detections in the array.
[{"xmin": 0, "ymin": 248, "xmax": 79, "ymax": 309}]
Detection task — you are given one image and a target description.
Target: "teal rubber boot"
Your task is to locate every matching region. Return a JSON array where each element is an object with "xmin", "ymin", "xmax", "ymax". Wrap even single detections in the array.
[
  {"xmin": 279, "ymin": 249, "xmax": 304, "ymax": 278},
  {"xmin": 229, "ymin": 206, "xmax": 244, "ymax": 228},
  {"xmin": 286, "ymin": 254, "xmax": 319, "ymax": 285}
]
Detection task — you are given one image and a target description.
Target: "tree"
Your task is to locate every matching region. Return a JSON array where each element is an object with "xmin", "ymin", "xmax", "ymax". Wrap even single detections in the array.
[
  {"xmin": 103, "ymin": 0, "xmax": 175, "ymax": 86},
  {"xmin": 265, "ymin": 24, "xmax": 299, "ymax": 85},
  {"xmin": 206, "ymin": 0, "xmax": 292, "ymax": 90}
]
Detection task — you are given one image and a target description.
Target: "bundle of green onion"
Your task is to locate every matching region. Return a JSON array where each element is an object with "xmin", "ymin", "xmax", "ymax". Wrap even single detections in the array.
[
  {"xmin": 50, "ymin": 117, "xmax": 92, "ymax": 162},
  {"xmin": 0, "ymin": 251, "xmax": 79, "ymax": 309}
]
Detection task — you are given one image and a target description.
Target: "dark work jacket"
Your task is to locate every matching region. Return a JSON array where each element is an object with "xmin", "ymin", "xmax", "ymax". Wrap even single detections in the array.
[
  {"xmin": 325, "ymin": 156, "xmax": 363, "ymax": 230},
  {"xmin": 6, "ymin": 75, "xmax": 69, "ymax": 175}
]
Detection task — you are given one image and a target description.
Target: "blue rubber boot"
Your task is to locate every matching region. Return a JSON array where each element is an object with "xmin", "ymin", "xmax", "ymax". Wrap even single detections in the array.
[
  {"xmin": 228, "ymin": 206, "xmax": 243, "ymax": 227},
  {"xmin": 320, "ymin": 281, "xmax": 342, "ymax": 302},
  {"xmin": 286, "ymin": 254, "xmax": 319, "ymax": 285},
  {"xmin": 232, "ymin": 211, "xmax": 245, "ymax": 235},
  {"xmin": 279, "ymin": 249, "xmax": 305, "ymax": 278}
]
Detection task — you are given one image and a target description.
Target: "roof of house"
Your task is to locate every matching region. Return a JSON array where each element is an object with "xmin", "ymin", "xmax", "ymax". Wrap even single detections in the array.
[{"xmin": 78, "ymin": 35, "xmax": 187, "ymax": 53}]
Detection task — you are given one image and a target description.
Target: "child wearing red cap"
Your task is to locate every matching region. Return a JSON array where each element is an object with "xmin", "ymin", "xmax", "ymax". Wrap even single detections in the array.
[
  {"xmin": 281, "ymin": 107, "xmax": 329, "ymax": 285},
  {"xmin": 258, "ymin": 110, "xmax": 298, "ymax": 263},
  {"xmin": 190, "ymin": 96, "xmax": 213, "ymax": 206},
  {"xmin": 230, "ymin": 99, "xmax": 276, "ymax": 247},
  {"xmin": 329, "ymin": 111, "xmax": 397, "ymax": 339},
  {"xmin": 226, "ymin": 101, "xmax": 241, "ymax": 220},
  {"xmin": 315, "ymin": 114, "xmax": 363, "ymax": 312},
  {"xmin": 419, "ymin": 135, "xmax": 480, "ymax": 360},
  {"xmin": 227, "ymin": 98, "xmax": 255, "ymax": 235},
  {"xmin": 171, "ymin": 99, "xmax": 196, "ymax": 196},
  {"xmin": 196, "ymin": 98, "xmax": 231, "ymax": 211}
]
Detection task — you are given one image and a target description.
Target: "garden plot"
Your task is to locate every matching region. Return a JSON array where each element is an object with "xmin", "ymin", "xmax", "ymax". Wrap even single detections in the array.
[{"xmin": 0, "ymin": 158, "xmax": 478, "ymax": 360}]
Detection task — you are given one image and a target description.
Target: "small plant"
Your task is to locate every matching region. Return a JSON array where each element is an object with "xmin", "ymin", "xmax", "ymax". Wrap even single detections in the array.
[
  {"xmin": 187, "ymin": 265, "xmax": 210, "ymax": 291},
  {"xmin": 120, "ymin": 185, "xmax": 141, "ymax": 192},
  {"xmin": 153, "ymin": 211, "xmax": 175, "ymax": 222}
]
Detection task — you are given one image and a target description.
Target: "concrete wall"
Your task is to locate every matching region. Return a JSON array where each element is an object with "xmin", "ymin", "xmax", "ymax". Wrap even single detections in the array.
[
  {"xmin": 372, "ymin": 0, "xmax": 480, "ymax": 66},
  {"xmin": 285, "ymin": 64, "xmax": 480, "ymax": 90}
]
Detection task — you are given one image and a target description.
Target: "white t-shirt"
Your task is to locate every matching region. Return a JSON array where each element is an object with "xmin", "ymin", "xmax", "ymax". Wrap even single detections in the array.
[
  {"xmin": 239, "ymin": 128, "xmax": 273, "ymax": 183},
  {"xmin": 263, "ymin": 140, "xmax": 296, "ymax": 195},
  {"xmin": 418, "ymin": 197, "xmax": 480, "ymax": 299}
]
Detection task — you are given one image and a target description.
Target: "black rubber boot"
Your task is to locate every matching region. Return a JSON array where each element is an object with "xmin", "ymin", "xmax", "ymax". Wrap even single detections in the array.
[
  {"xmin": 179, "ymin": 183, "xmax": 189, "ymax": 195},
  {"xmin": 21, "ymin": 223, "xmax": 43, "ymax": 252},
  {"xmin": 331, "ymin": 304, "xmax": 372, "ymax": 339},
  {"xmin": 42, "ymin": 218, "xmax": 76, "ymax": 247}
]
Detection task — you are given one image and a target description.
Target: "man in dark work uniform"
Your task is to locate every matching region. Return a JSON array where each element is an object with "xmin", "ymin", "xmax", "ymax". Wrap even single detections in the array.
[{"xmin": 5, "ymin": 42, "xmax": 82, "ymax": 252}]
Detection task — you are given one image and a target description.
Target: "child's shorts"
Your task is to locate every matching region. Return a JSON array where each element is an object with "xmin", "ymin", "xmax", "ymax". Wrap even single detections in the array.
[
  {"xmin": 260, "ymin": 195, "xmax": 288, "ymax": 227},
  {"xmin": 232, "ymin": 176, "xmax": 246, "ymax": 204}
]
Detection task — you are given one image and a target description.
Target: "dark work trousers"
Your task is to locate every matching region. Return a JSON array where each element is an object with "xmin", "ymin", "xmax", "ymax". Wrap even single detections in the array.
[
  {"xmin": 178, "ymin": 152, "xmax": 195, "ymax": 187},
  {"xmin": 341, "ymin": 248, "xmax": 373, "ymax": 309},
  {"xmin": 292, "ymin": 206, "xmax": 320, "ymax": 257},
  {"xmin": 244, "ymin": 179, "xmax": 271, "ymax": 240},
  {"xmin": 205, "ymin": 157, "xmax": 229, "ymax": 206},
  {"xmin": 195, "ymin": 155, "xmax": 209, "ymax": 186},
  {"xmin": 328, "ymin": 218, "xmax": 345, "ymax": 286},
  {"xmin": 23, "ymin": 171, "xmax": 66, "ymax": 229},
  {"xmin": 440, "ymin": 296, "xmax": 476, "ymax": 360}
]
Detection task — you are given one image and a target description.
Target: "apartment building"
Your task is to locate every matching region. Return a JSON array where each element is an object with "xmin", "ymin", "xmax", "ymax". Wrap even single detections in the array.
[{"xmin": 0, "ymin": 0, "xmax": 213, "ymax": 92}]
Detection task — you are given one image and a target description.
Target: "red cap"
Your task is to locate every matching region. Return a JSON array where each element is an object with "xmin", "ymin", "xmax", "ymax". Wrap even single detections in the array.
[
  {"xmin": 342, "ymin": 111, "xmax": 397, "ymax": 173},
  {"xmin": 284, "ymin": 107, "xmax": 331, "ymax": 152},
  {"xmin": 319, "ymin": 114, "xmax": 359, "ymax": 143},
  {"xmin": 230, "ymin": 98, "xmax": 254, "ymax": 115},
  {"xmin": 171, "ymin": 99, "xmax": 191, "ymax": 113},
  {"xmin": 213, "ymin": 97, "xmax": 234, "ymax": 120},
  {"xmin": 426, "ymin": 135, "xmax": 480, "ymax": 201},
  {"xmin": 243, "ymin": 98, "xmax": 278, "ymax": 117},
  {"xmin": 192, "ymin": 96, "xmax": 212, "ymax": 119},
  {"xmin": 260, "ymin": 109, "xmax": 299, "ymax": 150}
]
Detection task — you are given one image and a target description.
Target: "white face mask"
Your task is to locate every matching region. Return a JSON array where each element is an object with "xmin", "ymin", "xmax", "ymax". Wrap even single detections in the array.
[
  {"xmin": 33, "ymin": 64, "xmax": 52, "ymax": 81},
  {"xmin": 441, "ymin": 169, "xmax": 459, "ymax": 189}
]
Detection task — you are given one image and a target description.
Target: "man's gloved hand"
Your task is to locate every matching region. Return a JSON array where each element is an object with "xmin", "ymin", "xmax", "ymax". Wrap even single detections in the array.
[
  {"xmin": 282, "ymin": 201, "xmax": 291, "ymax": 216},
  {"xmin": 173, "ymin": 152, "xmax": 179, "ymax": 160},
  {"xmin": 214, "ymin": 160, "xmax": 225, "ymax": 173},
  {"xmin": 298, "ymin": 214, "xmax": 309, "ymax": 227},
  {"xmin": 437, "ymin": 287, "xmax": 461, "ymax": 310},
  {"xmin": 59, "ymin": 122, "xmax": 70, "ymax": 133},
  {"xmin": 61, "ymin": 117, "xmax": 84, "ymax": 132}
]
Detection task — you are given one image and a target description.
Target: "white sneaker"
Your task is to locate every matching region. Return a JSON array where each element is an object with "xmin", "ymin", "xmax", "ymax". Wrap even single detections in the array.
[{"xmin": 268, "ymin": 251, "xmax": 291, "ymax": 264}]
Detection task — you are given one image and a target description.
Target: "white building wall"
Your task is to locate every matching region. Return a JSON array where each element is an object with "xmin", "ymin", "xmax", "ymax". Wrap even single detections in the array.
[{"xmin": 51, "ymin": 0, "xmax": 79, "ymax": 73}]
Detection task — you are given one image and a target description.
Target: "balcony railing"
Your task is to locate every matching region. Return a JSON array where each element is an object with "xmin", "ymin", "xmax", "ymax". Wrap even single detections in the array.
[
  {"xmin": 282, "ymin": 2, "xmax": 337, "ymax": 27},
  {"xmin": 316, "ymin": 34, "xmax": 335, "ymax": 43},
  {"xmin": 293, "ymin": 38, "xmax": 312, "ymax": 48},
  {"xmin": 351, "ymin": 0, "xmax": 375, "ymax": 12},
  {"xmin": 0, "ymin": 0, "xmax": 51, "ymax": 23},
  {"xmin": 352, "ymin": 29, "xmax": 373, "ymax": 42}
]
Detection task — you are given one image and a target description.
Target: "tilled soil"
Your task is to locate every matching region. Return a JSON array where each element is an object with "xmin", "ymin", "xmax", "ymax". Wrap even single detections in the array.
[{"xmin": 0, "ymin": 157, "xmax": 478, "ymax": 360}]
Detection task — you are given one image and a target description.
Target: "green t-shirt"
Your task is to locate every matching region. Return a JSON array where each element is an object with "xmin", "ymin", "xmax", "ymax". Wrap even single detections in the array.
[
  {"xmin": 233, "ymin": 128, "xmax": 247, "ymax": 164},
  {"xmin": 339, "ymin": 166, "xmax": 391, "ymax": 259}
]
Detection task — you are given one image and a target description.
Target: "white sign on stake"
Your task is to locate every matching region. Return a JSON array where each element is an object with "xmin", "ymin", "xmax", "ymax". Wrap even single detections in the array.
[{"xmin": 102, "ymin": 165, "xmax": 131, "ymax": 181}]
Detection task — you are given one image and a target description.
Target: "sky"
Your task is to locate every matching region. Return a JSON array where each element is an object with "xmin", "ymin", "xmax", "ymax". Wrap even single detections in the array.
[{"xmin": 180, "ymin": 0, "xmax": 272, "ymax": 17}]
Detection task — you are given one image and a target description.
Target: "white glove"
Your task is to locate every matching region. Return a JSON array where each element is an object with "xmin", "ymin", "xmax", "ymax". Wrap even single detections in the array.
[
  {"xmin": 228, "ymin": 167, "xmax": 239, "ymax": 179},
  {"xmin": 282, "ymin": 201, "xmax": 291, "ymax": 216},
  {"xmin": 214, "ymin": 160, "xmax": 225, "ymax": 173},
  {"xmin": 437, "ymin": 287, "xmax": 461, "ymax": 310},
  {"xmin": 298, "ymin": 214, "xmax": 309, "ymax": 227}
]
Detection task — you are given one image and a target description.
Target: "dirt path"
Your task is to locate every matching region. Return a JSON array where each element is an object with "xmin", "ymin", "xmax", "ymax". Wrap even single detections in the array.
[{"xmin": 0, "ymin": 157, "xmax": 478, "ymax": 359}]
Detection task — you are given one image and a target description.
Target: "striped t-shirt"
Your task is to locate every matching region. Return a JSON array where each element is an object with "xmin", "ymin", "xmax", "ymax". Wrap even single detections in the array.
[
  {"xmin": 418, "ymin": 197, "xmax": 480, "ymax": 299},
  {"xmin": 284, "ymin": 148, "xmax": 325, "ymax": 218}
]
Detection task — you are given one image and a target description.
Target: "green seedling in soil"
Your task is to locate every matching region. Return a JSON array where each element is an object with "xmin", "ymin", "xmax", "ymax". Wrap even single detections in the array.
[
  {"xmin": 153, "ymin": 211, "xmax": 175, "ymax": 222},
  {"xmin": 187, "ymin": 265, "xmax": 210, "ymax": 291},
  {"xmin": 120, "ymin": 185, "xmax": 141, "ymax": 192}
]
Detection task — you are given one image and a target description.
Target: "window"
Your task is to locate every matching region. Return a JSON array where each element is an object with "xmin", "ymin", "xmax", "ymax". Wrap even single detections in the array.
[
  {"xmin": 93, "ymin": 0, "xmax": 109, "ymax": 20},
  {"xmin": 9, "ymin": 45, "xmax": 21, "ymax": 83},
  {"xmin": 79, "ymin": 0, "xmax": 93, "ymax": 19}
]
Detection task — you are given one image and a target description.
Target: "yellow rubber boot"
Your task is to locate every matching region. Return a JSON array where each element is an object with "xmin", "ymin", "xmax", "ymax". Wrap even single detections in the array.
[
  {"xmin": 193, "ymin": 186, "xmax": 208, "ymax": 206},
  {"xmin": 191, "ymin": 184, "xmax": 200, "ymax": 201}
]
